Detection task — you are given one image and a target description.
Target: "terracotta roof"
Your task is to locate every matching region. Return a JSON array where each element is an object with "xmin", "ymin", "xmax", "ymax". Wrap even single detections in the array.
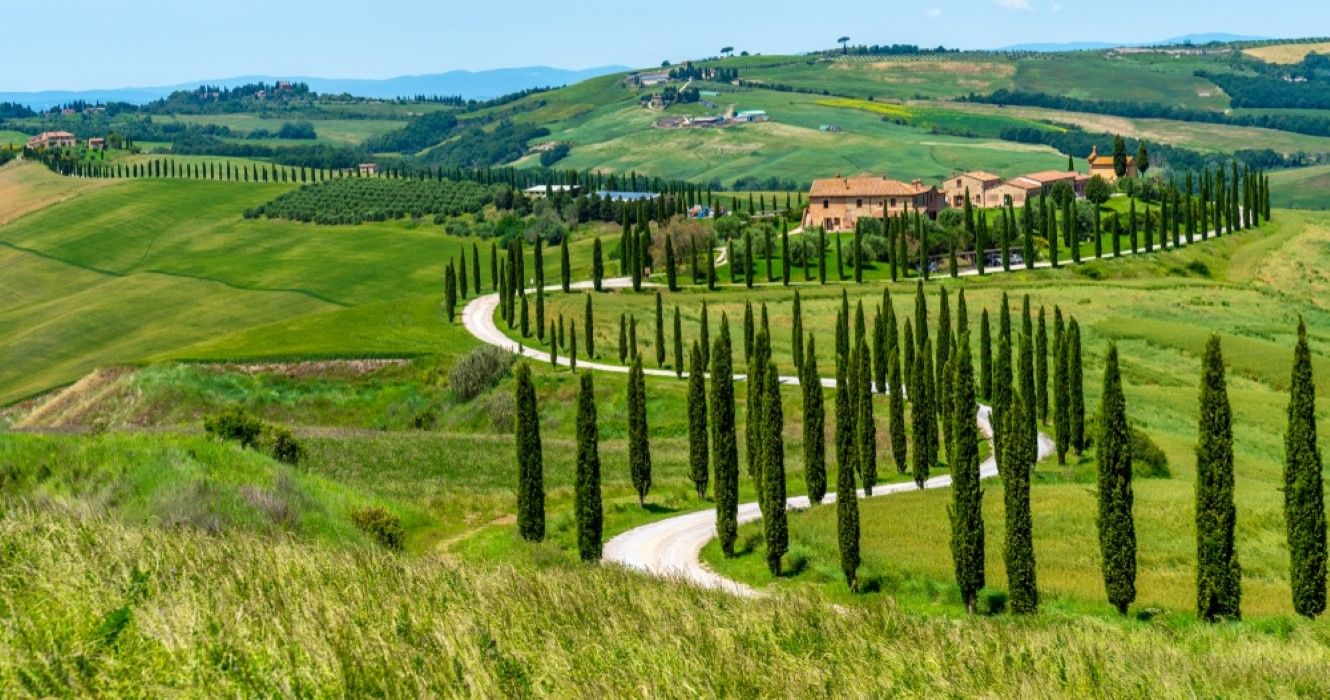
[
  {"xmin": 1021, "ymin": 170, "xmax": 1079, "ymax": 184},
  {"xmin": 809, "ymin": 176, "xmax": 930, "ymax": 198},
  {"xmin": 1002, "ymin": 177, "xmax": 1045, "ymax": 191},
  {"xmin": 1090, "ymin": 155, "xmax": 1136, "ymax": 166},
  {"xmin": 958, "ymin": 171, "xmax": 1002, "ymax": 183}
]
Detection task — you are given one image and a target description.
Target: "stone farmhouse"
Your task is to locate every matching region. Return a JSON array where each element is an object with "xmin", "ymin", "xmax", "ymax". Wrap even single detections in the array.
[
  {"xmin": 1087, "ymin": 146, "xmax": 1137, "ymax": 183},
  {"xmin": 25, "ymin": 131, "xmax": 77, "ymax": 149},
  {"xmin": 802, "ymin": 176, "xmax": 945, "ymax": 232}
]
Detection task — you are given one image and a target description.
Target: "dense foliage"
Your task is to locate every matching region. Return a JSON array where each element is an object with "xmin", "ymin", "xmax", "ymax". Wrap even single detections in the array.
[
  {"xmin": 246, "ymin": 176, "xmax": 492, "ymax": 224},
  {"xmin": 423, "ymin": 120, "xmax": 550, "ymax": 169},
  {"xmin": 362, "ymin": 111, "xmax": 460, "ymax": 154}
]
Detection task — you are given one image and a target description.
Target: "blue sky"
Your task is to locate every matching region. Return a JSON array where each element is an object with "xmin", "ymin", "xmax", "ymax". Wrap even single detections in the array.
[{"xmin": 4, "ymin": 0, "xmax": 1328, "ymax": 91}]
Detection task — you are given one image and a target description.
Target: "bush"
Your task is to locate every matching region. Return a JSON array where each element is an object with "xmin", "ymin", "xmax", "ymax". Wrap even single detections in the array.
[
  {"xmin": 484, "ymin": 390, "xmax": 516, "ymax": 432},
  {"xmin": 449, "ymin": 346, "xmax": 516, "ymax": 401},
  {"xmin": 265, "ymin": 427, "xmax": 304, "ymax": 466},
  {"xmin": 350, "ymin": 506, "xmax": 405, "ymax": 550},
  {"xmin": 978, "ymin": 588, "xmax": 1008, "ymax": 615},
  {"xmin": 1130, "ymin": 427, "xmax": 1170, "ymax": 479},
  {"xmin": 203, "ymin": 408, "xmax": 264, "ymax": 449}
]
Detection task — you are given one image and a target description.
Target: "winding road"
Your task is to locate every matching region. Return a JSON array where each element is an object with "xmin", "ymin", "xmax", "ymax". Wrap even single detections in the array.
[
  {"xmin": 463, "ymin": 219, "xmax": 1239, "ymax": 595},
  {"xmin": 462, "ymin": 273, "xmax": 1056, "ymax": 597}
]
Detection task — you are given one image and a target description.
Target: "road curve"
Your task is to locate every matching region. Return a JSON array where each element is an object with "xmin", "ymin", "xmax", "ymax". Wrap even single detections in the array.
[{"xmin": 461, "ymin": 274, "xmax": 1056, "ymax": 596}]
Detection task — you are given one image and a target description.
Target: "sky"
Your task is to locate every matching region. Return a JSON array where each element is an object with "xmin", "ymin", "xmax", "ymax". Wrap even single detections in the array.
[{"xmin": 4, "ymin": 0, "xmax": 1329, "ymax": 91}]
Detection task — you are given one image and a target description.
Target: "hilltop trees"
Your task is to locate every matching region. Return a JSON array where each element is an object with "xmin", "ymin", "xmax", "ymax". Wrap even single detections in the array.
[
  {"xmin": 514, "ymin": 363, "xmax": 544, "ymax": 542},
  {"xmin": 575, "ymin": 371, "xmax": 602, "ymax": 561},
  {"xmin": 688, "ymin": 341, "xmax": 709, "ymax": 499},
  {"xmin": 1196, "ymin": 335, "xmax": 1241, "ymax": 621},
  {"xmin": 1285, "ymin": 319, "xmax": 1327, "ymax": 618},
  {"xmin": 1097, "ymin": 344, "xmax": 1137, "ymax": 615}
]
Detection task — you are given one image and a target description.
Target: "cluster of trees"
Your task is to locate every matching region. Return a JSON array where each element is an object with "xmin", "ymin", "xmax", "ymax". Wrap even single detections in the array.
[
  {"xmin": 246, "ymin": 176, "xmax": 492, "ymax": 224},
  {"xmin": 509, "ymin": 276, "xmax": 1326, "ymax": 621},
  {"xmin": 993, "ymin": 124, "xmax": 1306, "ymax": 172},
  {"xmin": 666, "ymin": 63, "xmax": 739, "ymax": 82},
  {"xmin": 422, "ymin": 120, "xmax": 550, "ymax": 170},
  {"xmin": 821, "ymin": 43, "xmax": 955, "ymax": 57},
  {"xmin": 362, "ymin": 111, "xmax": 459, "ymax": 154},
  {"xmin": 968, "ymin": 89, "xmax": 1330, "ymax": 139},
  {"xmin": 168, "ymin": 136, "xmax": 367, "ymax": 169},
  {"xmin": 1198, "ymin": 52, "xmax": 1330, "ymax": 110}
]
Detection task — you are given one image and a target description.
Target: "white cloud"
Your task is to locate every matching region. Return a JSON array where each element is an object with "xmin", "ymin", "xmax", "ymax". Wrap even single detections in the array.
[
  {"xmin": 923, "ymin": 7, "xmax": 942, "ymax": 18},
  {"xmin": 993, "ymin": 0, "xmax": 1033, "ymax": 10},
  {"xmin": 1051, "ymin": 1, "xmax": 1063, "ymax": 11}
]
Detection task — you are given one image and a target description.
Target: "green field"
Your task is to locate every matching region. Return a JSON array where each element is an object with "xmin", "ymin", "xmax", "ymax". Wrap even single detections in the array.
[
  {"xmin": 168, "ymin": 114, "xmax": 407, "ymax": 147},
  {"xmin": 1271, "ymin": 164, "xmax": 1330, "ymax": 210}
]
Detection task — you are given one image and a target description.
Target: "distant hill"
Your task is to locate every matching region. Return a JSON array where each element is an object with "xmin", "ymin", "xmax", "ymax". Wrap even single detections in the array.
[
  {"xmin": 0, "ymin": 66, "xmax": 629, "ymax": 110},
  {"xmin": 1000, "ymin": 33, "xmax": 1266, "ymax": 52}
]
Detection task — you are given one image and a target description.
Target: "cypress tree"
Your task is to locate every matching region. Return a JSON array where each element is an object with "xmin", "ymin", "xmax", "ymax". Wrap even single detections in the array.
[
  {"xmin": 873, "ymin": 306, "xmax": 886, "ymax": 394},
  {"xmin": 630, "ymin": 315, "xmax": 638, "ymax": 359},
  {"xmin": 514, "ymin": 363, "xmax": 544, "ymax": 542},
  {"xmin": 911, "ymin": 338, "xmax": 931, "ymax": 488},
  {"xmin": 949, "ymin": 332, "xmax": 985, "ymax": 613},
  {"xmin": 628, "ymin": 354, "xmax": 652, "ymax": 506},
  {"xmin": 853, "ymin": 220, "xmax": 864, "ymax": 283},
  {"xmin": 994, "ymin": 295, "xmax": 1013, "ymax": 457},
  {"xmin": 1036, "ymin": 307, "xmax": 1049, "ymax": 423},
  {"xmin": 782, "ymin": 225, "xmax": 791, "ymax": 286},
  {"xmin": 536, "ymin": 285, "xmax": 546, "ymax": 341},
  {"xmin": 673, "ymin": 306, "xmax": 683, "ymax": 378},
  {"xmin": 592, "ymin": 237, "xmax": 604, "ymax": 291},
  {"xmin": 1097, "ymin": 343, "xmax": 1137, "ymax": 615},
  {"xmin": 1018, "ymin": 296, "xmax": 1036, "ymax": 459},
  {"xmin": 1196, "ymin": 335, "xmax": 1241, "ymax": 621},
  {"xmin": 700, "ymin": 300, "xmax": 710, "ymax": 370},
  {"xmin": 570, "ymin": 321, "xmax": 578, "ymax": 372},
  {"xmin": 836, "ymin": 233, "xmax": 845, "ymax": 280},
  {"xmin": 802, "ymin": 335, "xmax": 827, "ymax": 504},
  {"xmin": 655, "ymin": 292, "xmax": 666, "ymax": 368},
  {"xmin": 836, "ymin": 348, "xmax": 861, "ymax": 591},
  {"xmin": 549, "ymin": 322, "xmax": 559, "ymax": 367},
  {"xmin": 1003, "ymin": 383, "xmax": 1039, "ymax": 614},
  {"xmin": 762, "ymin": 364, "xmax": 788, "ymax": 575},
  {"xmin": 713, "ymin": 316, "xmax": 740, "ymax": 556},
  {"xmin": 980, "ymin": 309, "xmax": 993, "ymax": 400},
  {"xmin": 856, "ymin": 338, "xmax": 877, "ymax": 496},
  {"xmin": 584, "ymin": 294, "xmax": 596, "ymax": 358},
  {"xmin": 491, "ymin": 241, "xmax": 499, "ymax": 291},
  {"xmin": 519, "ymin": 293, "xmax": 529, "ymax": 337},
  {"xmin": 887, "ymin": 309, "xmax": 907, "ymax": 475},
  {"xmin": 618, "ymin": 313, "xmax": 628, "ymax": 363},
  {"xmin": 575, "ymin": 371, "xmax": 602, "ymax": 561},
  {"xmin": 747, "ymin": 326, "xmax": 771, "ymax": 483},
  {"xmin": 459, "ymin": 254, "xmax": 469, "ymax": 299},
  {"xmin": 1069, "ymin": 319, "xmax": 1085, "ymax": 455},
  {"xmin": 819, "ymin": 228, "xmax": 828, "ymax": 284},
  {"xmin": 743, "ymin": 301, "xmax": 755, "ymax": 363},
  {"xmin": 745, "ymin": 230, "xmax": 754, "ymax": 289},
  {"xmin": 1053, "ymin": 310, "xmax": 1070, "ymax": 465},
  {"xmin": 444, "ymin": 263, "xmax": 458, "ymax": 322},
  {"xmin": 561, "ymin": 234, "xmax": 571, "ymax": 293},
  {"xmin": 765, "ymin": 226, "xmax": 775, "ymax": 283},
  {"xmin": 1285, "ymin": 318, "xmax": 1327, "ymax": 618},
  {"xmin": 706, "ymin": 235, "xmax": 717, "ymax": 290},
  {"xmin": 792, "ymin": 290, "xmax": 805, "ymax": 372},
  {"xmin": 903, "ymin": 319, "xmax": 915, "ymax": 400},
  {"xmin": 665, "ymin": 235, "xmax": 678, "ymax": 291},
  {"xmin": 688, "ymin": 340, "xmax": 709, "ymax": 498}
]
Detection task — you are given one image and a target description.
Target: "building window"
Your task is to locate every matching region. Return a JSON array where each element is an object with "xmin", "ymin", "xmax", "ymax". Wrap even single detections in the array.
[
  {"xmin": 856, "ymin": 198, "xmax": 863, "ymax": 208},
  {"xmin": 823, "ymin": 199, "xmax": 829, "ymax": 209}
]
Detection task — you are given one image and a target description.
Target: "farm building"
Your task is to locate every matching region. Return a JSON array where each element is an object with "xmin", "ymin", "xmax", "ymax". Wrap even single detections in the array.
[
  {"xmin": 1021, "ymin": 170, "xmax": 1089, "ymax": 198},
  {"xmin": 1087, "ymin": 146, "xmax": 1138, "ymax": 183},
  {"xmin": 25, "ymin": 131, "xmax": 76, "ymax": 149},
  {"xmin": 732, "ymin": 110, "xmax": 769, "ymax": 123},
  {"xmin": 357, "ymin": 163, "xmax": 379, "ymax": 175},
  {"xmin": 802, "ymin": 176, "xmax": 944, "ymax": 232},
  {"xmin": 636, "ymin": 72, "xmax": 670, "ymax": 87},
  {"xmin": 942, "ymin": 171, "xmax": 1003, "ymax": 208},
  {"xmin": 595, "ymin": 191, "xmax": 661, "ymax": 203},
  {"xmin": 87, "ymin": 137, "xmax": 106, "ymax": 149}
]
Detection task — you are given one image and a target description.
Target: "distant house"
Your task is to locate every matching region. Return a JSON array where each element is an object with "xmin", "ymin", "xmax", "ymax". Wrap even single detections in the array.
[
  {"xmin": 732, "ymin": 110, "xmax": 769, "ymax": 123},
  {"xmin": 358, "ymin": 163, "xmax": 379, "ymax": 175},
  {"xmin": 87, "ymin": 137, "xmax": 106, "ymax": 149},
  {"xmin": 523, "ymin": 184, "xmax": 582, "ymax": 198},
  {"xmin": 1087, "ymin": 146, "xmax": 1137, "ymax": 183},
  {"xmin": 686, "ymin": 116, "xmax": 724, "ymax": 127},
  {"xmin": 803, "ymin": 176, "xmax": 944, "ymax": 232},
  {"xmin": 637, "ymin": 72, "xmax": 670, "ymax": 87},
  {"xmin": 25, "ymin": 131, "xmax": 77, "ymax": 149},
  {"xmin": 819, "ymin": 124, "xmax": 843, "ymax": 132},
  {"xmin": 942, "ymin": 171, "xmax": 1003, "ymax": 208}
]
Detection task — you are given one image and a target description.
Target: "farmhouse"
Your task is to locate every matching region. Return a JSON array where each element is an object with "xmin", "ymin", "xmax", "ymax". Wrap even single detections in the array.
[
  {"xmin": 1021, "ymin": 170, "xmax": 1089, "ymax": 197},
  {"xmin": 87, "ymin": 137, "xmax": 106, "ymax": 149},
  {"xmin": 941, "ymin": 171, "xmax": 1002, "ymax": 208},
  {"xmin": 1087, "ymin": 146, "xmax": 1137, "ymax": 183},
  {"xmin": 358, "ymin": 163, "xmax": 379, "ymax": 175},
  {"xmin": 732, "ymin": 109, "xmax": 769, "ymax": 123},
  {"xmin": 523, "ymin": 184, "xmax": 582, "ymax": 198},
  {"xmin": 636, "ymin": 72, "xmax": 670, "ymax": 87},
  {"xmin": 989, "ymin": 176, "xmax": 1046, "ymax": 207},
  {"xmin": 25, "ymin": 131, "xmax": 77, "ymax": 149},
  {"xmin": 802, "ymin": 176, "xmax": 943, "ymax": 232}
]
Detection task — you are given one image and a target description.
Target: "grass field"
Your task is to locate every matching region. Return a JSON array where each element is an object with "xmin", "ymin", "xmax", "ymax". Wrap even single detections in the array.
[
  {"xmin": 0, "ymin": 163, "xmax": 599, "ymax": 403},
  {"xmin": 1271, "ymin": 165, "xmax": 1330, "ymax": 210},
  {"xmin": 1011, "ymin": 53, "xmax": 1232, "ymax": 110},
  {"xmin": 1244, "ymin": 41, "xmax": 1330, "ymax": 64},
  {"xmin": 167, "ymin": 114, "xmax": 406, "ymax": 147}
]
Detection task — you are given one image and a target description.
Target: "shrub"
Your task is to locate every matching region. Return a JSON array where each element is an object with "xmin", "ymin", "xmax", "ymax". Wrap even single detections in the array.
[
  {"xmin": 484, "ymin": 390, "xmax": 516, "ymax": 432},
  {"xmin": 449, "ymin": 346, "xmax": 516, "ymax": 401},
  {"xmin": 1130, "ymin": 427, "xmax": 1170, "ymax": 478},
  {"xmin": 265, "ymin": 427, "xmax": 304, "ymax": 466},
  {"xmin": 350, "ymin": 506, "xmax": 405, "ymax": 550},
  {"xmin": 203, "ymin": 408, "xmax": 264, "ymax": 449},
  {"xmin": 978, "ymin": 588, "xmax": 1008, "ymax": 615}
]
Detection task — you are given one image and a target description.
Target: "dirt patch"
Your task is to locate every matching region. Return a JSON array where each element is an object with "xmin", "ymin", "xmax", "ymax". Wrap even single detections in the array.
[
  {"xmin": 1244, "ymin": 42, "xmax": 1330, "ymax": 65},
  {"xmin": 207, "ymin": 358, "xmax": 411, "ymax": 379},
  {"xmin": 14, "ymin": 366, "xmax": 135, "ymax": 430}
]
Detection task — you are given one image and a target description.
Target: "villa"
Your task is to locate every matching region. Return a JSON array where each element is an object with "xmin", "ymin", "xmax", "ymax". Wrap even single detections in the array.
[{"xmin": 802, "ymin": 176, "xmax": 944, "ymax": 232}]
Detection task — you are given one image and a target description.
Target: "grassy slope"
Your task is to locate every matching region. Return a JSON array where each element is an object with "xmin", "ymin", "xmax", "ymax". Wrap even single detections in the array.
[
  {"xmin": 1270, "ymin": 164, "xmax": 1330, "ymax": 210},
  {"xmin": 166, "ymin": 114, "xmax": 405, "ymax": 147},
  {"xmin": 0, "ymin": 163, "xmax": 601, "ymax": 402}
]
